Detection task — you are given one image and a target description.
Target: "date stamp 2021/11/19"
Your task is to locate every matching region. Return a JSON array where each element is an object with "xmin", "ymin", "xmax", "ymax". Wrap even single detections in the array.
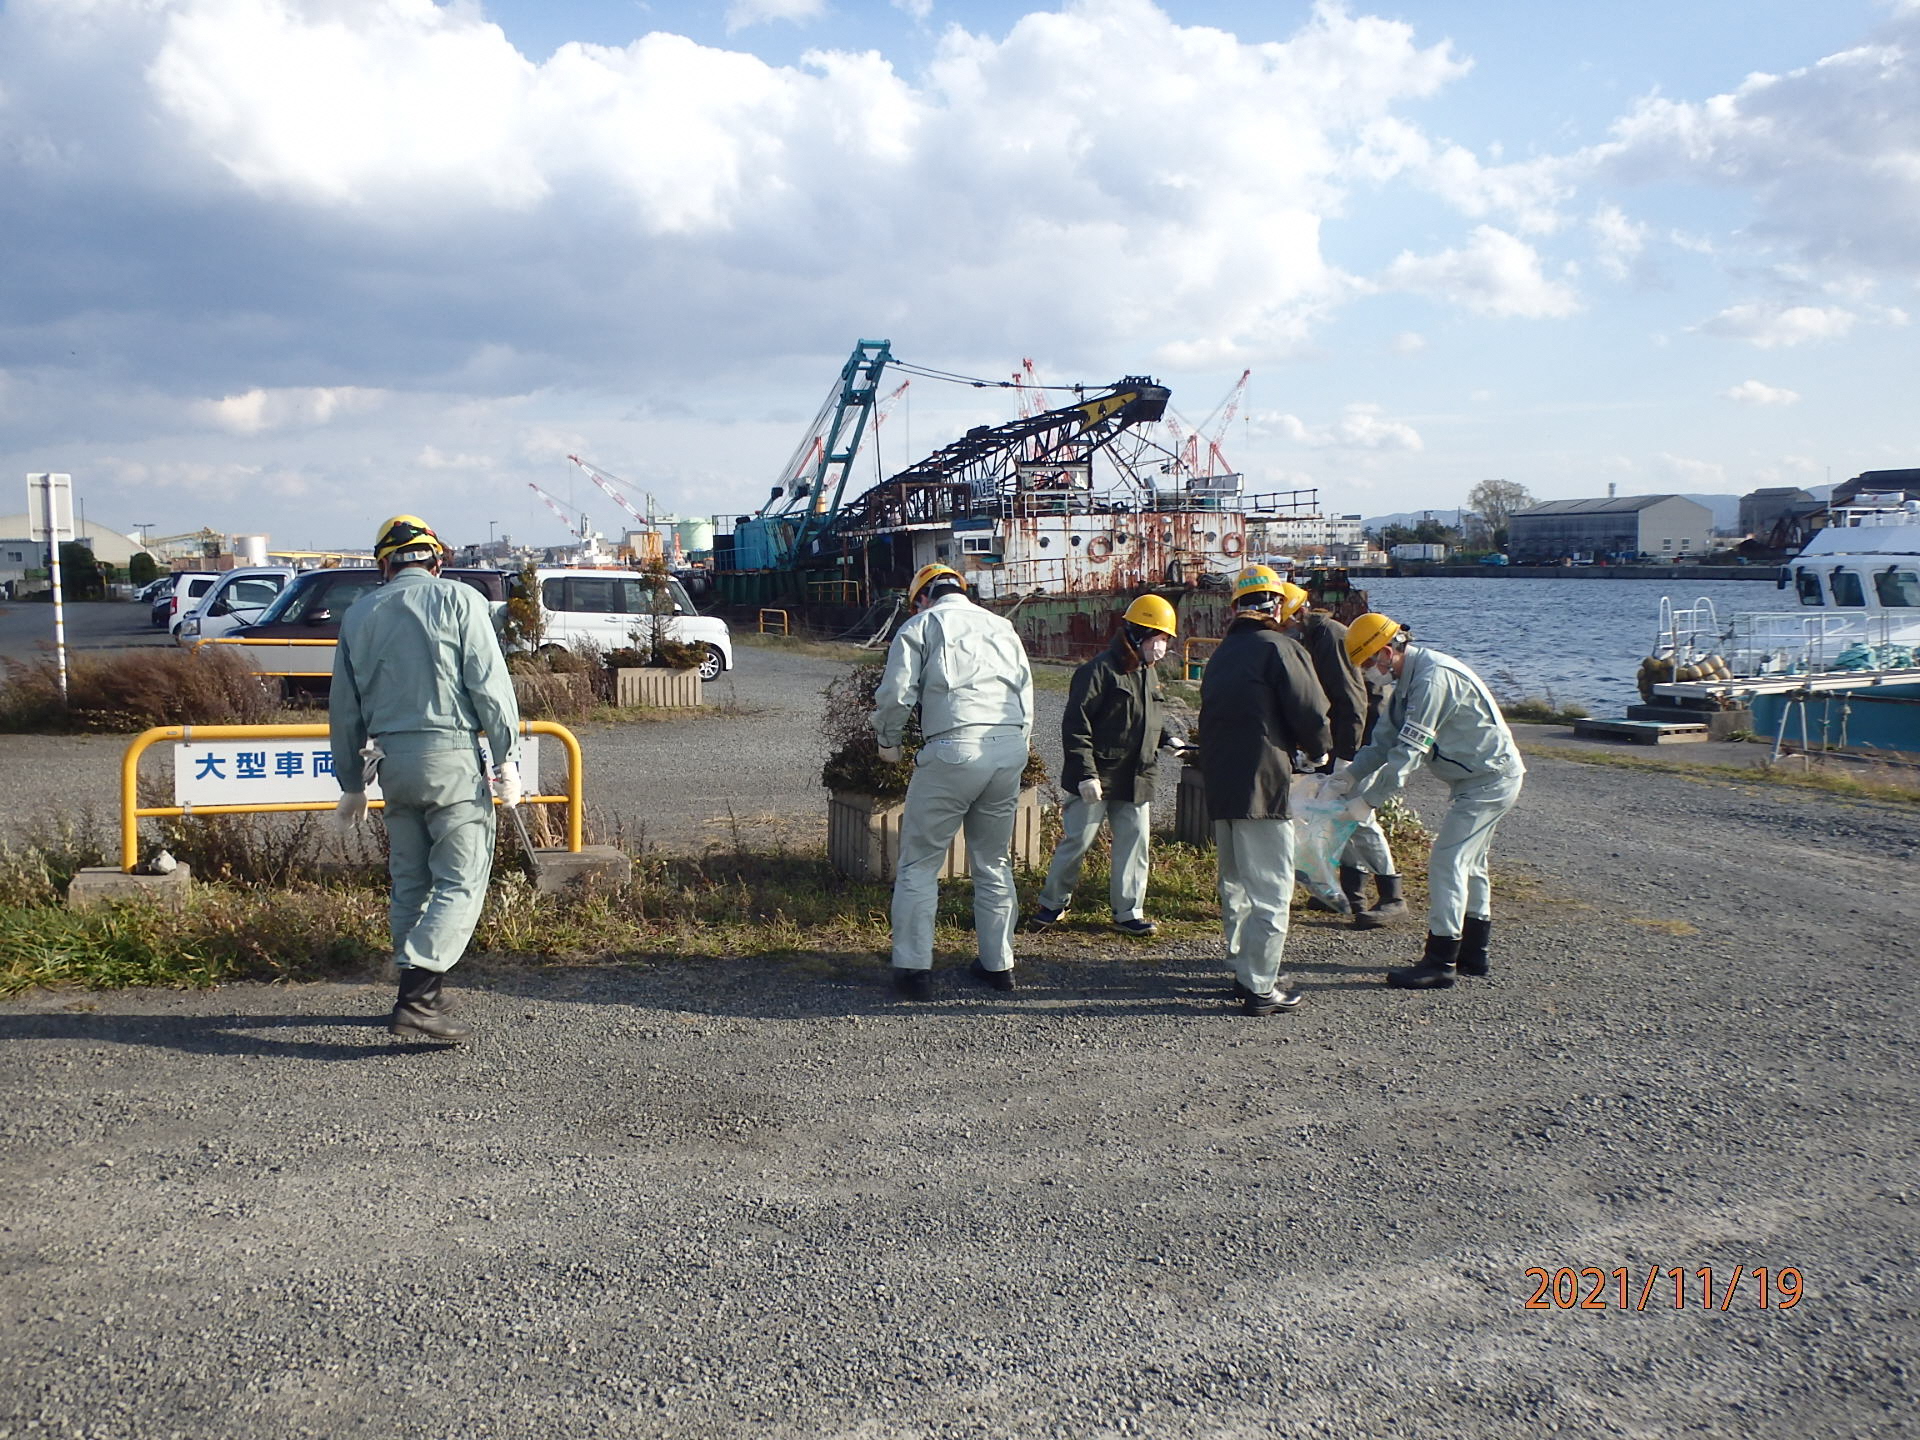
[{"xmin": 1525, "ymin": 1266, "xmax": 1804, "ymax": 1312}]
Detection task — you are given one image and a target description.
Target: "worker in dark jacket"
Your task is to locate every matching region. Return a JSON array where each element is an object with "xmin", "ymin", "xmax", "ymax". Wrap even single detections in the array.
[
  {"xmin": 1031, "ymin": 595, "xmax": 1180, "ymax": 938},
  {"xmin": 1278, "ymin": 582, "xmax": 1405, "ymax": 926},
  {"xmin": 1198, "ymin": 566, "xmax": 1333, "ymax": 1015}
]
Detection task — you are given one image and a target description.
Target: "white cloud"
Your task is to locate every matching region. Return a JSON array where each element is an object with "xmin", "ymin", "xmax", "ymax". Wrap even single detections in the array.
[
  {"xmin": 1695, "ymin": 303, "xmax": 1857, "ymax": 347},
  {"xmin": 891, "ymin": 0, "xmax": 933, "ymax": 17},
  {"xmin": 1586, "ymin": 12, "xmax": 1920, "ymax": 279},
  {"xmin": 1721, "ymin": 379, "xmax": 1801, "ymax": 406},
  {"xmin": 196, "ymin": 386, "xmax": 386, "ymax": 435},
  {"xmin": 726, "ymin": 0, "xmax": 829, "ymax": 33},
  {"xmin": 1390, "ymin": 331, "xmax": 1426, "ymax": 354},
  {"xmin": 415, "ymin": 445, "xmax": 493, "ymax": 469},
  {"xmin": 1590, "ymin": 204, "xmax": 1648, "ymax": 280},
  {"xmin": 1656, "ymin": 452, "xmax": 1727, "ymax": 487},
  {"xmin": 1383, "ymin": 225, "xmax": 1580, "ymax": 318},
  {"xmin": 1351, "ymin": 116, "xmax": 1569, "ymax": 233},
  {"xmin": 1261, "ymin": 402, "xmax": 1423, "ymax": 452},
  {"xmin": 0, "ymin": 0, "xmax": 1517, "ymax": 373}
]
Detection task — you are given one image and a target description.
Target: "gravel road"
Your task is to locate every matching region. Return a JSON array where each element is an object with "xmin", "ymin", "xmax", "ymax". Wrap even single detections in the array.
[{"xmin": 2, "ymin": 632, "xmax": 1917, "ymax": 1437}]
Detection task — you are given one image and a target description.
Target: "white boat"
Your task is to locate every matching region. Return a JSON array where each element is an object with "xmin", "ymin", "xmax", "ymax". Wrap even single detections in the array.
[{"xmin": 1647, "ymin": 497, "xmax": 1920, "ymax": 753}]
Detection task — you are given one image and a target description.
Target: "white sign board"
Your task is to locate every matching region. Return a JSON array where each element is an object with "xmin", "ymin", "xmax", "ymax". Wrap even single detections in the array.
[
  {"xmin": 174, "ymin": 736, "xmax": 537, "ymax": 807},
  {"xmin": 26, "ymin": 472, "xmax": 74, "ymax": 543}
]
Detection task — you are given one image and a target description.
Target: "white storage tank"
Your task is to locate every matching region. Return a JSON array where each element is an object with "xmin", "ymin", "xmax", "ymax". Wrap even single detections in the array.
[
  {"xmin": 235, "ymin": 534, "xmax": 269, "ymax": 566},
  {"xmin": 677, "ymin": 518, "xmax": 714, "ymax": 555}
]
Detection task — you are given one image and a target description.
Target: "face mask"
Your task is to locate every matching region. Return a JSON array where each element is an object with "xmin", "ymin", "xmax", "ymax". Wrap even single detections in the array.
[{"xmin": 1140, "ymin": 634, "xmax": 1170, "ymax": 664}]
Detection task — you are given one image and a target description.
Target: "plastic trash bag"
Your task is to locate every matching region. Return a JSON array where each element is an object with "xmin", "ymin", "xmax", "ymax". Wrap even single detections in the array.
[{"xmin": 1290, "ymin": 773, "xmax": 1362, "ymax": 910}]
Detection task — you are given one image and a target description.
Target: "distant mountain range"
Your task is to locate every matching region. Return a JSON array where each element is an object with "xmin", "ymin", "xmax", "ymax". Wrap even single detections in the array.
[{"xmin": 1363, "ymin": 488, "xmax": 1833, "ymax": 535}]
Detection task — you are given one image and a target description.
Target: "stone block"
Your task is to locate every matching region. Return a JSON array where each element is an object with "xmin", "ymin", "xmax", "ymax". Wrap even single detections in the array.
[
  {"xmin": 827, "ymin": 787, "xmax": 1044, "ymax": 883},
  {"xmin": 530, "ymin": 845, "xmax": 632, "ymax": 895},
  {"xmin": 67, "ymin": 864, "xmax": 194, "ymax": 910}
]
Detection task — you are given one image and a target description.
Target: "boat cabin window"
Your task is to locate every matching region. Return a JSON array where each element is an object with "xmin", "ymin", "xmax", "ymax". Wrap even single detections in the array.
[
  {"xmin": 1875, "ymin": 568, "xmax": 1920, "ymax": 607},
  {"xmin": 1794, "ymin": 569, "xmax": 1824, "ymax": 606},
  {"xmin": 1828, "ymin": 569, "xmax": 1866, "ymax": 607}
]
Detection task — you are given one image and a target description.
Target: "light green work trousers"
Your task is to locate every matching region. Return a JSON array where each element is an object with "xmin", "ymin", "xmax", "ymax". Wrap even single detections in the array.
[
  {"xmin": 1037, "ymin": 795, "xmax": 1150, "ymax": 921},
  {"xmin": 1427, "ymin": 771, "xmax": 1523, "ymax": 938},
  {"xmin": 1214, "ymin": 817, "xmax": 1297, "ymax": 997},
  {"xmin": 1340, "ymin": 810, "xmax": 1397, "ymax": 876},
  {"xmin": 378, "ymin": 732, "xmax": 497, "ymax": 974},
  {"xmin": 890, "ymin": 726, "xmax": 1026, "ymax": 974}
]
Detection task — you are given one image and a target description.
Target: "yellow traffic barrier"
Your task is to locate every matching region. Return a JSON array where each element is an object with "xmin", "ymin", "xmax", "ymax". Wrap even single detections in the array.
[
  {"xmin": 191, "ymin": 635, "xmax": 337, "ymax": 678},
  {"xmin": 758, "ymin": 608, "xmax": 791, "ymax": 636},
  {"xmin": 1183, "ymin": 637, "xmax": 1220, "ymax": 680},
  {"xmin": 118, "ymin": 720, "xmax": 584, "ymax": 872}
]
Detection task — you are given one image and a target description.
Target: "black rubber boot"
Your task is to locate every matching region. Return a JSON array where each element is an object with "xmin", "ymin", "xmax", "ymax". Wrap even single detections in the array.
[
  {"xmin": 1338, "ymin": 865, "xmax": 1368, "ymax": 921},
  {"xmin": 892, "ymin": 967, "xmax": 934, "ymax": 1002},
  {"xmin": 1457, "ymin": 916, "xmax": 1492, "ymax": 976},
  {"xmin": 970, "ymin": 959, "xmax": 1016, "ymax": 992},
  {"xmin": 390, "ymin": 967, "xmax": 471, "ymax": 1042},
  {"xmin": 1387, "ymin": 933, "xmax": 1460, "ymax": 989},
  {"xmin": 1355, "ymin": 873, "xmax": 1409, "ymax": 929}
]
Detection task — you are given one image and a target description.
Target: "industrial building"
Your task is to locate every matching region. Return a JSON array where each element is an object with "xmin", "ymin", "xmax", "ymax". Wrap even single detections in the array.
[
  {"xmin": 0, "ymin": 516, "xmax": 147, "ymax": 592},
  {"xmin": 1507, "ymin": 495, "xmax": 1714, "ymax": 563}
]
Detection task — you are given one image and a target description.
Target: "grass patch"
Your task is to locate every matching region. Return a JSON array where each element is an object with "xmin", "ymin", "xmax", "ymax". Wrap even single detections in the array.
[
  {"xmin": 1626, "ymin": 916, "xmax": 1700, "ymax": 937},
  {"xmin": 2, "ymin": 798, "xmax": 1454, "ymax": 994},
  {"xmin": 0, "ymin": 648, "xmax": 283, "ymax": 733},
  {"xmin": 1530, "ymin": 743, "xmax": 1920, "ymax": 806},
  {"xmin": 735, "ymin": 632, "xmax": 875, "ymax": 665},
  {"xmin": 1500, "ymin": 694, "xmax": 1590, "ymax": 725}
]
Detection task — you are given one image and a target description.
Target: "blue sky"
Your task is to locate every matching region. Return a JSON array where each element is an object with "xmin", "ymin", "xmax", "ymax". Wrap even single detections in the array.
[{"xmin": 0, "ymin": 0, "xmax": 1914, "ymax": 550}]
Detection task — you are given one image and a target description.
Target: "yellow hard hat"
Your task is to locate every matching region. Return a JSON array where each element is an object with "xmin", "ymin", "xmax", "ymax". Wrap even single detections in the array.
[
  {"xmin": 908, "ymin": 563, "xmax": 965, "ymax": 605},
  {"xmin": 1345, "ymin": 611, "xmax": 1404, "ymax": 667},
  {"xmin": 1277, "ymin": 581, "xmax": 1309, "ymax": 621},
  {"xmin": 1232, "ymin": 564, "xmax": 1284, "ymax": 605},
  {"xmin": 374, "ymin": 514, "xmax": 445, "ymax": 564},
  {"xmin": 1122, "ymin": 593, "xmax": 1177, "ymax": 637}
]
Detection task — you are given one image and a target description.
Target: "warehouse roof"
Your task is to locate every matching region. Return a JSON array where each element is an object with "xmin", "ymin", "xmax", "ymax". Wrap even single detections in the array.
[{"xmin": 1512, "ymin": 495, "xmax": 1699, "ymax": 517}]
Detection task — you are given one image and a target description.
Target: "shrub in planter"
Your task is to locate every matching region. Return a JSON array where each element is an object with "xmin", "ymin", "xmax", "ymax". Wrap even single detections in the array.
[{"xmin": 820, "ymin": 660, "xmax": 1047, "ymax": 880}]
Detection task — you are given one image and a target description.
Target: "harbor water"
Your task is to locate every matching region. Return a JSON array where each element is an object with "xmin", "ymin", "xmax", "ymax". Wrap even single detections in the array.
[{"xmin": 1356, "ymin": 576, "xmax": 1784, "ymax": 716}]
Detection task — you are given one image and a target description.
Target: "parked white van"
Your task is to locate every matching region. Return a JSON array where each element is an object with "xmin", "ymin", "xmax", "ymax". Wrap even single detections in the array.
[
  {"xmin": 176, "ymin": 566, "xmax": 296, "ymax": 646},
  {"xmin": 526, "ymin": 568, "xmax": 732, "ymax": 681}
]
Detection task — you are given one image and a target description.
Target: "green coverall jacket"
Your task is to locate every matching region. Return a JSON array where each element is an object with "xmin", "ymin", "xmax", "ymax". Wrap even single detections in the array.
[
  {"xmin": 329, "ymin": 567, "xmax": 521, "ymax": 789},
  {"xmin": 1059, "ymin": 633, "xmax": 1173, "ymax": 805}
]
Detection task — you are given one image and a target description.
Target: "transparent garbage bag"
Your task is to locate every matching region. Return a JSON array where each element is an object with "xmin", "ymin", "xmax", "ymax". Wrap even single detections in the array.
[{"xmin": 1290, "ymin": 772, "xmax": 1361, "ymax": 910}]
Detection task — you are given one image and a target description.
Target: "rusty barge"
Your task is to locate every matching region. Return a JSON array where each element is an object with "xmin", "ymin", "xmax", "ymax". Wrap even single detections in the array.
[{"xmin": 709, "ymin": 341, "xmax": 1364, "ymax": 660}]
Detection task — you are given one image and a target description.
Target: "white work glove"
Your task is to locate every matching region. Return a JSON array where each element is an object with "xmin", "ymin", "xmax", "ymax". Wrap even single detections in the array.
[
  {"xmin": 876, "ymin": 744, "xmax": 904, "ymax": 765},
  {"xmin": 1299, "ymin": 753, "xmax": 1330, "ymax": 772},
  {"xmin": 1331, "ymin": 758, "xmax": 1352, "ymax": 774},
  {"xmin": 331, "ymin": 791, "xmax": 368, "ymax": 835},
  {"xmin": 1324, "ymin": 770, "xmax": 1355, "ymax": 798},
  {"xmin": 1078, "ymin": 778, "xmax": 1103, "ymax": 805},
  {"xmin": 494, "ymin": 760, "xmax": 523, "ymax": 809}
]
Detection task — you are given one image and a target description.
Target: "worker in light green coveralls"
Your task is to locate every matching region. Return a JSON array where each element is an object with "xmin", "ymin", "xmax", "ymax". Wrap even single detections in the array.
[
  {"xmin": 330, "ymin": 515, "xmax": 522, "ymax": 1042},
  {"xmin": 872, "ymin": 563, "xmax": 1034, "ymax": 1001},
  {"xmin": 1331, "ymin": 612, "xmax": 1525, "ymax": 991}
]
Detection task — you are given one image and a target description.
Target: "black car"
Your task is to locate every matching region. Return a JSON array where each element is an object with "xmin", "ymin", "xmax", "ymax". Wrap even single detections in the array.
[{"xmin": 228, "ymin": 567, "xmax": 511, "ymax": 696}]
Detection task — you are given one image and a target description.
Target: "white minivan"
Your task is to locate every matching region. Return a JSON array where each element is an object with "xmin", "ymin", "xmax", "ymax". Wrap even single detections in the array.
[
  {"xmin": 176, "ymin": 566, "xmax": 296, "ymax": 645},
  {"xmin": 528, "ymin": 567, "xmax": 732, "ymax": 681}
]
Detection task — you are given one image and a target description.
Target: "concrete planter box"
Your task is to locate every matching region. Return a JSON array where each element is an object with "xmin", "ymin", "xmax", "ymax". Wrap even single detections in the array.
[
  {"xmin": 829, "ymin": 786, "xmax": 1044, "ymax": 883},
  {"xmin": 616, "ymin": 667, "xmax": 702, "ymax": 708},
  {"xmin": 1175, "ymin": 761, "xmax": 1213, "ymax": 847}
]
